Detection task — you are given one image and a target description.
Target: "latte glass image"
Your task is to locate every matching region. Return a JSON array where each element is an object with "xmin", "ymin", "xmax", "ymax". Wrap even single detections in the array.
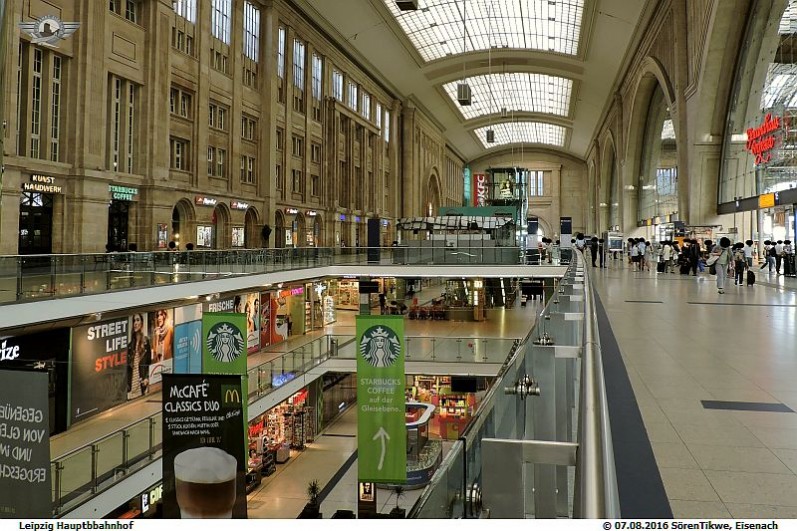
[{"xmin": 174, "ymin": 447, "xmax": 237, "ymax": 518}]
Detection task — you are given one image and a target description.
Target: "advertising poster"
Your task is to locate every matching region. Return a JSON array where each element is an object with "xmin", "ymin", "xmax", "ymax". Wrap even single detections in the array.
[
  {"xmin": 162, "ymin": 374, "xmax": 247, "ymax": 519},
  {"xmin": 356, "ymin": 315, "xmax": 407, "ymax": 483},
  {"xmin": 259, "ymin": 293, "xmax": 271, "ymax": 348},
  {"xmin": 203, "ymin": 293, "xmax": 244, "ymax": 314},
  {"xmin": 157, "ymin": 223, "xmax": 168, "ymax": 249},
  {"xmin": 232, "ymin": 227, "xmax": 245, "ymax": 248},
  {"xmin": 560, "ymin": 217, "xmax": 573, "ymax": 249},
  {"xmin": 173, "ymin": 321, "xmax": 202, "ymax": 374},
  {"xmin": 463, "ymin": 167, "xmax": 472, "ymax": 205},
  {"xmin": 245, "ymin": 293, "xmax": 260, "ymax": 354},
  {"xmin": 71, "ymin": 318, "xmax": 129, "ymax": 423},
  {"xmin": 0, "ymin": 370, "xmax": 51, "ymax": 518},
  {"xmin": 128, "ymin": 312, "xmax": 153, "ymax": 400},
  {"xmin": 271, "ymin": 293, "xmax": 288, "ymax": 344},
  {"xmin": 202, "ymin": 313, "xmax": 248, "ymax": 377},
  {"xmin": 197, "ymin": 225, "xmax": 213, "ymax": 248},
  {"xmin": 149, "ymin": 308, "xmax": 175, "ymax": 385}
]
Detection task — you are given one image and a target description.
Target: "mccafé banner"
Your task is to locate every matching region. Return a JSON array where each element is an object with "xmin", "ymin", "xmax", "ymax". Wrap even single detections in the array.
[{"xmin": 746, "ymin": 113, "xmax": 781, "ymax": 165}]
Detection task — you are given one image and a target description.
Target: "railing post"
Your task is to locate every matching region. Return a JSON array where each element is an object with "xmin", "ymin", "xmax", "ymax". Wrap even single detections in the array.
[
  {"xmin": 91, "ymin": 445, "xmax": 100, "ymax": 493},
  {"xmin": 330, "ymin": 338, "xmax": 338, "ymax": 357},
  {"xmin": 80, "ymin": 256, "xmax": 86, "ymax": 294},
  {"xmin": 53, "ymin": 461, "xmax": 64, "ymax": 515},
  {"xmin": 149, "ymin": 418, "xmax": 155, "ymax": 458},
  {"xmin": 122, "ymin": 429, "xmax": 130, "ymax": 467},
  {"xmin": 16, "ymin": 257, "xmax": 23, "ymax": 301}
]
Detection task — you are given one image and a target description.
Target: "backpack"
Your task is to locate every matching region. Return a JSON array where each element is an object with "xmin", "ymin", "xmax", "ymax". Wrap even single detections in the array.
[
  {"xmin": 733, "ymin": 249, "xmax": 745, "ymax": 264},
  {"xmin": 770, "ymin": 246, "xmax": 778, "ymax": 257}
]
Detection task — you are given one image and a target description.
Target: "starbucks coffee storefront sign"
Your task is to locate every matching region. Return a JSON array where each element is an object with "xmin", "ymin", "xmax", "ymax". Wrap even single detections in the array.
[
  {"xmin": 22, "ymin": 174, "xmax": 63, "ymax": 194},
  {"xmin": 109, "ymin": 185, "xmax": 139, "ymax": 201}
]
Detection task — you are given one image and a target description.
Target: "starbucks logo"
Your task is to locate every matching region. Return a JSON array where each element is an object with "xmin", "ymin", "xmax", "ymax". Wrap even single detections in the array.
[
  {"xmin": 206, "ymin": 322, "xmax": 245, "ymax": 363},
  {"xmin": 360, "ymin": 326, "xmax": 401, "ymax": 368}
]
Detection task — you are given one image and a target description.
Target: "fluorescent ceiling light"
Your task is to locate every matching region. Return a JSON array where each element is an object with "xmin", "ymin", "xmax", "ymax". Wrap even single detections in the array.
[
  {"xmin": 473, "ymin": 122, "xmax": 566, "ymax": 148},
  {"xmin": 443, "ymin": 73, "xmax": 573, "ymax": 120},
  {"xmin": 382, "ymin": 0, "xmax": 584, "ymax": 62}
]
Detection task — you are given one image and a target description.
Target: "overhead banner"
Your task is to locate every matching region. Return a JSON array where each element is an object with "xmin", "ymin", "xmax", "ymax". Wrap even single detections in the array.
[
  {"xmin": 202, "ymin": 313, "xmax": 248, "ymax": 376},
  {"xmin": 173, "ymin": 320, "xmax": 202, "ymax": 374},
  {"xmin": 560, "ymin": 217, "xmax": 573, "ymax": 249},
  {"xmin": 245, "ymin": 293, "xmax": 260, "ymax": 355},
  {"xmin": 356, "ymin": 315, "xmax": 407, "ymax": 484},
  {"xmin": 71, "ymin": 317, "xmax": 129, "ymax": 423},
  {"xmin": 162, "ymin": 374, "xmax": 247, "ymax": 519},
  {"xmin": 148, "ymin": 308, "xmax": 175, "ymax": 386},
  {"xmin": 473, "ymin": 173, "xmax": 489, "ymax": 207},
  {"xmin": 463, "ymin": 167, "xmax": 472, "ymax": 206},
  {"xmin": 0, "ymin": 370, "xmax": 51, "ymax": 518}
]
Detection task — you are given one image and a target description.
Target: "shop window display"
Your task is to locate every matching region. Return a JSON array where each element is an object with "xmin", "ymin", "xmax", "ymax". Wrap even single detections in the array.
[{"xmin": 407, "ymin": 375, "xmax": 485, "ymax": 440}]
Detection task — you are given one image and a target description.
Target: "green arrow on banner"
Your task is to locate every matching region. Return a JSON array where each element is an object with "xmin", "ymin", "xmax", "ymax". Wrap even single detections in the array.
[{"xmin": 356, "ymin": 315, "xmax": 406, "ymax": 483}]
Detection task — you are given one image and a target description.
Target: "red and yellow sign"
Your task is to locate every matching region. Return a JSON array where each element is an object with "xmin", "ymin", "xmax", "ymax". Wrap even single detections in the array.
[{"xmin": 746, "ymin": 114, "xmax": 781, "ymax": 165}]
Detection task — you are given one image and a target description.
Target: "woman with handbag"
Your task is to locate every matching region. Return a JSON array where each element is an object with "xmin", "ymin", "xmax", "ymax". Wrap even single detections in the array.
[{"xmin": 708, "ymin": 237, "xmax": 733, "ymax": 294}]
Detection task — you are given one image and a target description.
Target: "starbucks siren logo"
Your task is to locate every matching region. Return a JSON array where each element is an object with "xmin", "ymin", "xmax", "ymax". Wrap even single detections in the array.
[
  {"xmin": 360, "ymin": 326, "xmax": 401, "ymax": 368},
  {"xmin": 206, "ymin": 322, "xmax": 245, "ymax": 363}
]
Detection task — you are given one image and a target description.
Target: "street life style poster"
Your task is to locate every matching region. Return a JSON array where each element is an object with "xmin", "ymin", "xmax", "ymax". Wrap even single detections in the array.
[
  {"xmin": 356, "ymin": 315, "xmax": 407, "ymax": 484},
  {"xmin": 162, "ymin": 374, "xmax": 247, "ymax": 519}
]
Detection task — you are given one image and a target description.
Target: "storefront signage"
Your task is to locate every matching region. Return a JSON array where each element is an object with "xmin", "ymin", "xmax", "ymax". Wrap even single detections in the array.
[
  {"xmin": 23, "ymin": 174, "xmax": 62, "ymax": 194},
  {"xmin": 473, "ymin": 173, "xmax": 488, "ymax": 207},
  {"xmin": 290, "ymin": 287, "xmax": 304, "ymax": 296},
  {"xmin": 202, "ymin": 313, "xmax": 248, "ymax": 376},
  {"xmin": 0, "ymin": 370, "xmax": 51, "ymax": 518},
  {"xmin": 356, "ymin": 315, "xmax": 407, "ymax": 483},
  {"xmin": 306, "ymin": 210, "xmax": 317, "ymax": 217},
  {"xmin": 230, "ymin": 201, "xmax": 249, "ymax": 211},
  {"xmin": 141, "ymin": 483, "xmax": 163, "ymax": 513},
  {"xmin": 339, "ymin": 214, "xmax": 346, "ymax": 221},
  {"xmin": 109, "ymin": 185, "xmax": 139, "ymax": 201},
  {"xmin": 0, "ymin": 339, "xmax": 21, "ymax": 361},
  {"xmin": 284, "ymin": 208, "xmax": 299, "ymax": 215},
  {"xmin": 162, "ymin": 374, "xmax": 248, "ymax": 519},
  {"xmin": 759, "ymin": 193, "xmax": 777, "ymax": 209},
  {"xmin": 463, "ymin": 167, "xmax": 472, "ymax": 205},
  {"xmin": 195, "ymin": 196, "xmax": 218, "ymax": 207},
  {"xmin": 746, "ymin": 114, "xmax": 781, "ymax": 165},
  {"xmin": 355, "ymin": 216, "xmax": 361, "ymax": 222}
]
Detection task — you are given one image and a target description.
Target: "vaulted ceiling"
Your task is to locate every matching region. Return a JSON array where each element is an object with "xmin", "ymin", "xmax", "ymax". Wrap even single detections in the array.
[{"xmin": 302, "ymin": 0, "xmax": 653, "ymax": 162}]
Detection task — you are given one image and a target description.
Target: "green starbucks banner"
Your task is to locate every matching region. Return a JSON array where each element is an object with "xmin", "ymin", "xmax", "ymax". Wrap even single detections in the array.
[
  {"xmin": 202, "ymin": 312, "xmax": 248, "ymax": 375},
  {"xmin": 356, "ymin": 315, "xmax": 406, "ymax": 483},
  {"xmin": 202, "ymin": 312, "xmax": 249, "ymax": 456}
]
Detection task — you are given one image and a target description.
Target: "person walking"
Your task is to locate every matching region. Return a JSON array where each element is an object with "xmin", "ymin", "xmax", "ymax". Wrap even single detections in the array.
[
  {"xmin": 732, "ymin": 243, "xmax": 748, "ymax": 286},
  {"xmin": 589, "ymin": 237, "xmax": 599, "ymax": 267},
  {"xmin": 661, "ymin": 240, "xmax": 674, "ymax": 273},
  {"xmin": 743, "ymin": 240, "xmax": 754, "ymax": 269},
  {"xmin": 598, "ymin": 238, "xmax": 606, "ymax": 268},
  {"xmin": 760, "ymin": 240, "xmax": 774, "ymax": 272},
  {"xmin": 689, "ymin": 239, "xmax": 700, "ymax": 276},
  {"xmin": 630, "ymin": 238, "xmax": 640, "ymax": 271},
  {"xmin": 776, "ymin": 240, "xmax": 785, "ymax": 274},
  {"xmin": 710, "ymin": 237, "xmax": 733, "ymax": 294}
]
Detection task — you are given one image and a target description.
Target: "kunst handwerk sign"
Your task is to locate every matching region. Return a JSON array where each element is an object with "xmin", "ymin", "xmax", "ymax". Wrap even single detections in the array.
[{"xmin": 356, "ymin": 315, "xmax": 407, "ymax": 483}]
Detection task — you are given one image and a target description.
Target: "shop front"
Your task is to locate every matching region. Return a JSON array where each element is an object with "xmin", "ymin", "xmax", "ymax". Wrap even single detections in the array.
[
  {"xmin": 230, "ymin": 201, "xmax": 250, "ymax": 248},
  {"xmin": 246, "ymin": 389, "xmax": 315, "ymax": 492},
  {"xmin": 0, "ymin": 328, "xmax": 70, "ymax": 434},
  {"xmin": 260, "ymin": 286, "xmax": 306, "ymax": 344},
  {"xmin": 408, "ymin": 375, "xmax": 489, "ymax": 440},
  {"xmin": 107, "ymin": 185, "xmax": 139, "ymax": 252},
  {"xmin": 306, "ymin": 210, "xmax": 322, "ymax": 247},
  {"xmin": 18, "ymin": 173, "xmax": 63, "ymax": 254},
  {"xmin": 194, "ymin": 196, "xmax": 218, "ymax": 248},
  {"xmin": 106, "ymin": 482, "xmax": 163, "ymax": 519}
]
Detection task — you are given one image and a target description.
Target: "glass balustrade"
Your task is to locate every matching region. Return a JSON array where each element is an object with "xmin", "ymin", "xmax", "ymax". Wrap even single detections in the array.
[
  {"xmin": 49, "ymin": 332, "xmax": 517, "ymax": 516},
  {"xmin": 0, "ymin": 246, "xmax": 540, "ymax": 304}
]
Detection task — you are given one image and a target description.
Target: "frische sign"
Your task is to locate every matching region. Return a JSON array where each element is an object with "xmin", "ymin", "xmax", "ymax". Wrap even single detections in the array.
[
  {"xmin": 746, "ymin": 114, "xmax": 781, "ymax": 165},
  {"xmin": 22, "ymin": 174, "xmax": 62, "ymax": 194}
]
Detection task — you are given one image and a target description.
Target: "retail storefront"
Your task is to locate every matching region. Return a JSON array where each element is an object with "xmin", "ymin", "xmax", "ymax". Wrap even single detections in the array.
[
  {"xmin": 107, "ymin": 482, "xmax": 163, "ymax": 519},
  {"xmin": 0, "ymin": 328, "xmax": 70, "ymax": 434},
  {"xmin": 107, "ymin": 185, "xmax": 139, "ymax": 251},
  {"xmin": 407, "ymin": 375, "xmax": 489, "ymax": 440},
  {"xmin": 18, "ymin": 173, "xmax": 63, "ymax": 254},
  {"xmin": 719, "ymin": 2, "xmax": 797, "ymax": 244},
  {"xmin": 194, "ymin": 196, "xmax": 218, "ymax": 248},
  {"xmin": 246, "ymin": 389, "xmax": 315, "ymax": 491}
]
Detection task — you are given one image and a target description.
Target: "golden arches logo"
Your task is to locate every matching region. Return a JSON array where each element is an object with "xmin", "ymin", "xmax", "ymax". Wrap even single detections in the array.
[{"xmin": 224, "ymin": 388, "xmax": 241, "ymax": 405}]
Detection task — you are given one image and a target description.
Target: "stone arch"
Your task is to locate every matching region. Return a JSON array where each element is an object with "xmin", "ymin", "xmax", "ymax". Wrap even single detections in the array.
[
  {"xmin": 624, "ymin": 57, "xmax": 680, "ymax": 229},
  {"xmin": 600, "ymin": 131, "xmax": 619, "ymax": 232},
  {"xmin": 311, "ymin": 214, "xmax": 324, "ymax": 247},
  {"xmin": 425, "ymin": 168, "xmax": 443, "ymax": 216},
  {"xmin": 244, "ymin": 207, "xmax": 259, "ymax": 248},
  {"xmin": 294, "ymin": 212, "xmax": 306, "ymax": 247},
  {"xmin": 275, "ymin": 211, "xmax": 286, "ymax": 248},
  {"xmin": 171, "ymin": 198, "xmax": 196, "ymax": 248},
  {"xmin": 212, "ymin": 203, "xmax": 231, "ymax": 249},
  {"xmin": 535, "ymin": 215, "xmax": 553, "ymax": 238}
]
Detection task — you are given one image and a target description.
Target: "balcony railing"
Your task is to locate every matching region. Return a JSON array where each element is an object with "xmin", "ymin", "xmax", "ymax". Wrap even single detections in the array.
[
  {"xmin": 1, "ymin": 246, "xmax": 539, "ymax": 304},
  {"xmin": 50, "ymin": 333, "xmax": 517, "ymax": 517}
]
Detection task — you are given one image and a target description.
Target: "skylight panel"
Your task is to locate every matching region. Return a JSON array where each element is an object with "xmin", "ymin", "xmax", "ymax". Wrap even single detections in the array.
[
  {"xmin": 443, "ymin": 73, "xmax": 573, "ymax": 120},
  {"xmin": 660, "ymin": 119, "xmax": 675, "ymax": 140},
  {"xmin": 780, "ymin": 0, "xmax": 797, "ymax": 34},
  {"xmin": 383, "ymin": 0, "xmax": 584, "ymax": 62},
  {"xmin": 474, "ymin": 122, "xmax": 566, "ymax": 148}
]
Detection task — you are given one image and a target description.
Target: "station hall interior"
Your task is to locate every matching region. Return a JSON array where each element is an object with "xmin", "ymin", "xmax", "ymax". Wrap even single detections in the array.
[{"xmin": 3, "ymin": 0, "xmax": 797, "ymax": 522}]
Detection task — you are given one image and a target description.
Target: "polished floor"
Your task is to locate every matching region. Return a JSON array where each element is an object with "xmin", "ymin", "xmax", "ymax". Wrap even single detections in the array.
[{"xmin": 594, "ymin": 257, "xmax": 797, "ymax": 518}]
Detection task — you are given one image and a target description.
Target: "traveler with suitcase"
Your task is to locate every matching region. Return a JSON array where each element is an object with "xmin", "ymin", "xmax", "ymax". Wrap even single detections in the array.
[{"xmin": 732, "ymin": 243, "xmax": 747, "ymax": 286}]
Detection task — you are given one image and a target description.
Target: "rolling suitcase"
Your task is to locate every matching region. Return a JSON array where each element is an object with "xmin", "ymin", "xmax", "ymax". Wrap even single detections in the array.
[
  {"xmin": 747, "ymin": 270, "xmax": 755, "ymax": 286},
  {"xmin": 679, "ymin": 263, "xmax": 691, "ymax": 275},
  {"xmin": 657, "ymin": 261, "xmax": 666, "ymax": 273}
]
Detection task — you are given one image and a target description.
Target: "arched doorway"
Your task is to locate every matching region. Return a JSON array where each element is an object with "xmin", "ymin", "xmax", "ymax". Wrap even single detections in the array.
[
  {"xmin": 426, "ymin": 173, "xmax": 442, "ymax": 216},
  {"xmin": 638, "ymin": 84, "xmax": 678, "ymax": 228},
  {"xmin": 309, "ymin": 214, "xmax": 323, "ymax": 247},
  {"xmin": 171, "ymin": 199, "xmax": 195, "ymax": 249},
  {"xmin": 294, "ymin": 212, "xmax": 306, "ymax": 247},
  {"xmin": 275, "ymin": 211, "xmax": 286, "ymax": 248},
  {"xmin": 244, "ymin": 208, "xmax": 259, "ymax": 248},
  {"xmin": 212, "ymin": 204, "xmax": 231, "ymax": 249}
]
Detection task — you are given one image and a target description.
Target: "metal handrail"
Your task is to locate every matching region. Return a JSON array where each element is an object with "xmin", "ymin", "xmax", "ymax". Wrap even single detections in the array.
[
  {"xmin": 574, "ymin": 250, "xmax": 621, "ymax": 518},
  {"xmin": 53, "ymin": 413, "xmax": 158, "ymax": 463}
]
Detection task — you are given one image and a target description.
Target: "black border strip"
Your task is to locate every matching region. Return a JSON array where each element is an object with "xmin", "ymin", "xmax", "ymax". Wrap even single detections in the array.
[
  {"xmin": 317, "ymin": 450, "xmax": 358, "ymax": 505},
  {"xmin": 593, "ymin": 289, "xmax": 673, "ymax": 518}
]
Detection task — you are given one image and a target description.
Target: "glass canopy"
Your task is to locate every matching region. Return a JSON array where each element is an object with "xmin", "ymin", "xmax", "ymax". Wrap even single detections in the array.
[
  {"xmin": 443, "ymin": 73, "xmax": 573, "ymax": 119},
  {"xmin": 382, "ymin": 0, "xmax": 584, "ymax": 62},
  {"xmin": 474, "ymin": 121, "xmax": 566, "ymax": 148}
]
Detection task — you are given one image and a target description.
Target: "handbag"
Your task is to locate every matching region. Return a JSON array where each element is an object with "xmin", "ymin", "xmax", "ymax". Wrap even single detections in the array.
[
  {"xmin": 706, "ymin": 255, "xmax": 719, "ymax": 266},
  {"xmin": 709, "ymin": 263, "xmax": 717, "ymax": 275}
]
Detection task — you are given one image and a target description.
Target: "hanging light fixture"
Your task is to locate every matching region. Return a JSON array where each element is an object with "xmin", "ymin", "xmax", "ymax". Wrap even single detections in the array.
[
  {"xmin": 486, "ymin": 3, "xmax": 495, "ymax": 143},
  {"xmin": 457, "ymin": 0, "xmax": 472, "ymax": 106}
]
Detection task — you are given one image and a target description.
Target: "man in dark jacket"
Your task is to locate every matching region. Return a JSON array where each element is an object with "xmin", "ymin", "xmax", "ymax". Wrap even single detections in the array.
[
  {"xmin": 590, "ymin": 237, "xmax": 599, "ymax": 267},
  {"xmin": 689, "ymin": 239, "xmax": 700, "ymax": 276}
]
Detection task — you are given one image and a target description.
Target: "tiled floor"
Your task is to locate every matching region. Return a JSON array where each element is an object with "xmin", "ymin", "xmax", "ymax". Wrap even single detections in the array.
[{"xmin": 594, "ymin": 258, "xmax": 797, "ymax": 518}]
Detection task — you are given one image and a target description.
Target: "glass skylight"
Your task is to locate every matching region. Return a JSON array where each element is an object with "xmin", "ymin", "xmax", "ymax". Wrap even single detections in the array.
[
  {"xmin": 443, "ymin": 73, "xmax": 572, "ymax": 119},
  {"xmin": 761, "ymin": 63, "xmax": 797, "ymax": 109},
  {"xmin": 383, "ymin": 0, "xmax": 584, "ymax": 62},
  {"xmin": 780, "ymin": 0, "xmax": 797, "ymax": 34},
  {"xmin": 474, "ymin": 122, "xmax": 566, "ymax": 148}
]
